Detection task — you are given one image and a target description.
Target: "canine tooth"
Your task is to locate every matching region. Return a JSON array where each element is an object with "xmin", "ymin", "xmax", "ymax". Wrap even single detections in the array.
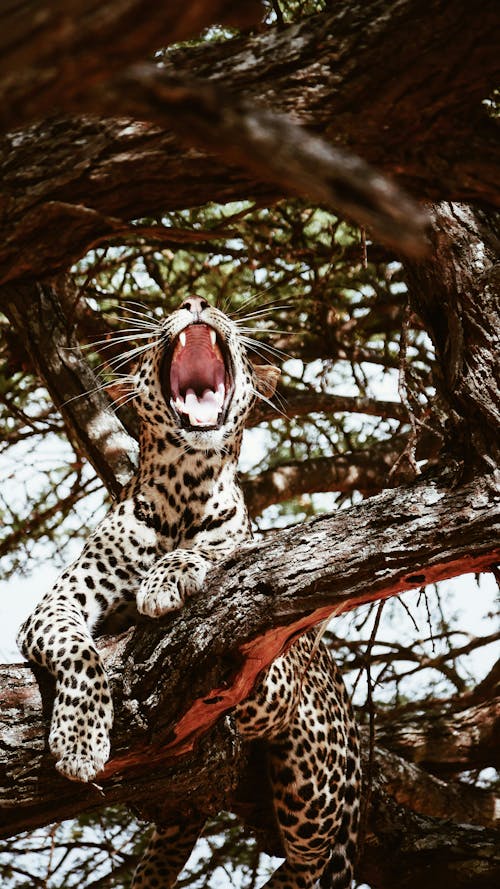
[
  {"xmin": 179, "ymin": 331, "xmax": 186, "ymax": 347},
  {"xmin": 210, "ymin": 329, "xmax": 217, "ymax": 347}
]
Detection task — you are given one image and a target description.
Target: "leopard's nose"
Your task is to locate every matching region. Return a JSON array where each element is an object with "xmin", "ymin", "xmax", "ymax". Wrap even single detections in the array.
[{"xmin": 181, "ymin": 296, "xmax": 209, "ymax": 319}]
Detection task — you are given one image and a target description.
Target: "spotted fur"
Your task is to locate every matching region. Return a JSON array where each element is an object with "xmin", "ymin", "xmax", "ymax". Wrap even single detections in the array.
[{"xmin": 18, "ymin": 297, "xmax": 360, "ymax": 887}]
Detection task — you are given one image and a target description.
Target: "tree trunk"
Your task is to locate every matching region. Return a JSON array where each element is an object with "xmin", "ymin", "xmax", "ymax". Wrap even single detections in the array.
[{"xmin": 405, "ymin": 204, "xmax": 500, "ymax": 466}]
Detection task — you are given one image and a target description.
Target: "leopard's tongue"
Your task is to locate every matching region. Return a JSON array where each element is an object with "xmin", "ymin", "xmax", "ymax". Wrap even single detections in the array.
[{"xmin": 178, "ymin": 385, "xmax": 225, "ymax": 426}]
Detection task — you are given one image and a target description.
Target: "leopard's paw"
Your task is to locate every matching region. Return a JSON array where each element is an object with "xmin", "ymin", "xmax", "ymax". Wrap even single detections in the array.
[
  {"xmin": 49, "ymin": 690, "xmax": 113, "ymax": 783},
  {"xmin": 136, "ymin": 582, "xmax": 184, "ymax": 617},
  {"xmin": 54, "ymin": 744, "xmax": 109, "ymax": 783},
  {"xmin": 136, "ymin": 551, "xmax": 208, "ymax": 618}
]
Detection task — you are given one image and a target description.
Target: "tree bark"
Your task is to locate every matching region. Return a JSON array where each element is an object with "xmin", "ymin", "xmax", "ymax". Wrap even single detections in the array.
[
  {"xmin": 250, "ymin": 387, "xmax": 408, "ymax": 426},
  {"xmin": 1, "ymin": 1, "xmax": 499, "ymax": 283},
  {"xmin": 1, "ymin": 280, "xmax": 137, "ymax": 494},
  {"xmin": 365, "ymin": 739, "xmax": 499, "ymax": 829},
  {"xmin": 0, "ymin": 0, "xmax": 262, "ymax": 127},
  {"xmin": 242, "ymin": 430, "xmax": 440, "ymax": 514},
  {"xmin": 359, "ymin": 786, "xmax": 500, "ymax": 889},
  {"xmin": 405, "ymin": 204, "xmax": 500, "ymax": 466},
  {"xmin": 376, "ymin": 698, "xmax": 500, "ymax": 776},
  {"xmin": 0, "ymin": 470, "xmax": 498, "ymax": 837}
]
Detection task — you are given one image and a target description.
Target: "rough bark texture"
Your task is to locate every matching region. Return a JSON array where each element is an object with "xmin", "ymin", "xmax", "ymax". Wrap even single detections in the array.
[
  {"xmin": 0, "ymin": 471, "xmax": 498, "ymax": 837},
  {"xmin": 242, "ymin": 430, "xmax": 441, "ymax": 514},
  {"xmin": 366, "ymin": 739, "xmax": 499, "ymax": 829},
  {"xmin": 405, "ymin": 204, "xmax": 500, "ymax": 466},
  {"xmin": 0, "ymin": 0, "xmax": 262, "ymax": 127},
  {"xmin": 2, "ymin": 280, "xmax": 137, "ymax": 494},
  {"xmin": 1, "ymin": 1, "xmax": 499, "ymax": 283},
  {"xmin": 359, "ymin": 787, "xmax": 500, "ymax": 889},
  {"xmin": 376, "ymin": 698, "xmax": 500, "ymax": 776},
  {"xmin": 250, "ymin": 388, "xmax": 408, "ymax": 426}
]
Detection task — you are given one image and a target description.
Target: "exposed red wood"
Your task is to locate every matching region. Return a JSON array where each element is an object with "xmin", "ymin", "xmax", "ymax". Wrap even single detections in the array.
[{"xmin": 103, "ymin": 546, "xmax": 499, "ymax": 777}]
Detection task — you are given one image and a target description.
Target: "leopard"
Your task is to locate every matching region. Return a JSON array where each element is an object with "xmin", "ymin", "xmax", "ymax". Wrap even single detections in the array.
[{"xmin": 17, "ymin": 296, "xmax": 361, "ymax": 889}]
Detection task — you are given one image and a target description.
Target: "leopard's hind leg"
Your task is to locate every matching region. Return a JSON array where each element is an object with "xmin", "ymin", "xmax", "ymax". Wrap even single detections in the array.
[
  {"xmin": 236, "ymin": 637, "xmax": 361, "ymax": 889},
  {"xmin": 132, "ymin": 817, "xmax": 204, "ymax": 889}
]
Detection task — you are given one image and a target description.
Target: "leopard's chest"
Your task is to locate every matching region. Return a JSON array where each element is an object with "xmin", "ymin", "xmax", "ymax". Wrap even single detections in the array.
[{"xmin": 126, "ymin": 456, "xmax": 248, "ymax": 555}]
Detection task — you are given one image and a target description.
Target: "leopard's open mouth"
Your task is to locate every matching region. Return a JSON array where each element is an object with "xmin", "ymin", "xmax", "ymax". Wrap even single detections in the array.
[{"xmin": 162, "ymin": 323, "xmax": 234, "ymax": 430}]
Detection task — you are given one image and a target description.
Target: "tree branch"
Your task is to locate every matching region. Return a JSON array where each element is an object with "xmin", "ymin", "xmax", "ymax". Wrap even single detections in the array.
[
  {"xmin": 405, "ymin": 204, "xmax": 500, "ymax": 465},
  {"xmin": 88, "ymin": 66, "xmax": 430, "ymax": 256},
  {"xmin": 0, "ymin": 0, "xmax": 262, "ymax": 129},
  {"xmin": 1, "ymin": 2, "xmax": 499, "ymax": 282},
  {"xmin": 376, "ymin": 697, "xmax": 500, "ymax": 775},
  {"xmin": 0, "ymin": 471, "xmax": 498, "ymax": 836},
  {"xmin": 1, "ymin": 280, "xmax": 137, "ymax": 495},
  {"xmin": 242, "ymin": 430, "xmax": 442, "ymax": 514},
  {"xmin": 249, "ymin": 387, "xmax": 408, "ymax": 426},
  {"xmin": 360, "ymin": 785, "xmax": 500, "ymax": 889},
  {"xmin": 364, "ymin": 739, "xmax": 499, "ymax": 829}
]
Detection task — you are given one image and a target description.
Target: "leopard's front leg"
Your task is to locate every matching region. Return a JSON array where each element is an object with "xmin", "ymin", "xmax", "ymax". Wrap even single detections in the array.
[
  {"xmin": 18, "ymin": 599, "xmax": 113, "ymax": 782},
  {"xmin": 17, "ymin": 505, "xmax": 156, "ymax": 783},
  {"xmin": 136, "ymin": 549, "xmax": 210, "ymax": 617}
]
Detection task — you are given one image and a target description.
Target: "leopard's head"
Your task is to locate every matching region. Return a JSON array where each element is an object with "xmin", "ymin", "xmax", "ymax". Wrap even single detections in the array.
[{"xmin": 134, "ymin": 297, "xmax": 279, "ymax": 452}]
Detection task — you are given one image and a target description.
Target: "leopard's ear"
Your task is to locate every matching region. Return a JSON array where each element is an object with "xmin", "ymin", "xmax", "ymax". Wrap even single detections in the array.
[{"xmin": 252, "ymin": 363, "xmax": 281, "ymax": 398}]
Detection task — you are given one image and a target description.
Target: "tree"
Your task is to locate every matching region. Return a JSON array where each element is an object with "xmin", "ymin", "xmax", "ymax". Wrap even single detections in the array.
[{"xmin": 0, "ymin": 2, "xmax": 499, "ymax": 887}]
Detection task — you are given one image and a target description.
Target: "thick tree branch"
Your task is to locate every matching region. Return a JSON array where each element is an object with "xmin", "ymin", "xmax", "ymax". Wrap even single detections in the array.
[
  {"xmin": 0, "ymin": 471, "xmax": 498, "ymax": 837},
  {"xmin": 376, "ymin": 697, "xmax": 500, "ymax": 775},
  {"xmin": 0, "ymin": 0, "xmax": 262, "ymax": 129},
  {"xmin": 360, "ymin": 786, "xmax": 500, "ymax": 889},
  {"xmin": 243, "ymin": 448, "xmax": 397, "ymax": 514},
  {"xmin": 249, "ymin": 387, "xmax": 408, "ymax": 426},
  {"xmin": 364, "ymin": 740, "xmax": 499, "ymax": 830},
  {"xmin": 242, "ymin": 430, "xmax": 442, "ymax": 514},
  {"xmin": 1, "ymin": 2, "xmax": 499, "ymax": 282},
  {"xmin": 405, "ymin": 204, "xmax": 500, "ymax": 465},
  {"xmin": 87, "ymin": 68, "xmax": 429, "ymax": 256},
  {"xmin": 466, "ymin": 659, "xmax": 500, "ymax": 707},
  {"xmin": 1, "ymin": 280, "xmax": 137, "ymax": 494},
  {"xmin": 357, "ymin": 738, "xmax": 500, "ymax": 886}
]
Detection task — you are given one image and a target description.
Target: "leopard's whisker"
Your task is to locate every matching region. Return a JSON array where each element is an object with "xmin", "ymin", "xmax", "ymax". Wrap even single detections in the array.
[
  {"xmin": 94, "ymin": 339, "xmax": 161, "ymax": 374},
  {"xmin": 250, "ymin": 386, "xmax": 288, "ymax": 420},
  {"xmin": 61, "ymin": 376, "xmax": 138, "ymax": 408},
  {"xmin": 234, "ymin": 304, "xmax": 292, "ymax": 322},
  {"xmin": 240, "ymin": 336, "xmax": 290, "ymax": 362},
  {"xmin": 81, "ymin": 331, "xmax": 155, "ymax": 352},
  {"xmin": 228, "ymin": 283, "xmax": 283, "ymax": 317},
  {"xmin": 110, "ymin": 390, "xmax": 140, "ymax": 410},
  {"xmin": 109, "ymin": 306, "xmax": 161, "ymax": 329}
]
